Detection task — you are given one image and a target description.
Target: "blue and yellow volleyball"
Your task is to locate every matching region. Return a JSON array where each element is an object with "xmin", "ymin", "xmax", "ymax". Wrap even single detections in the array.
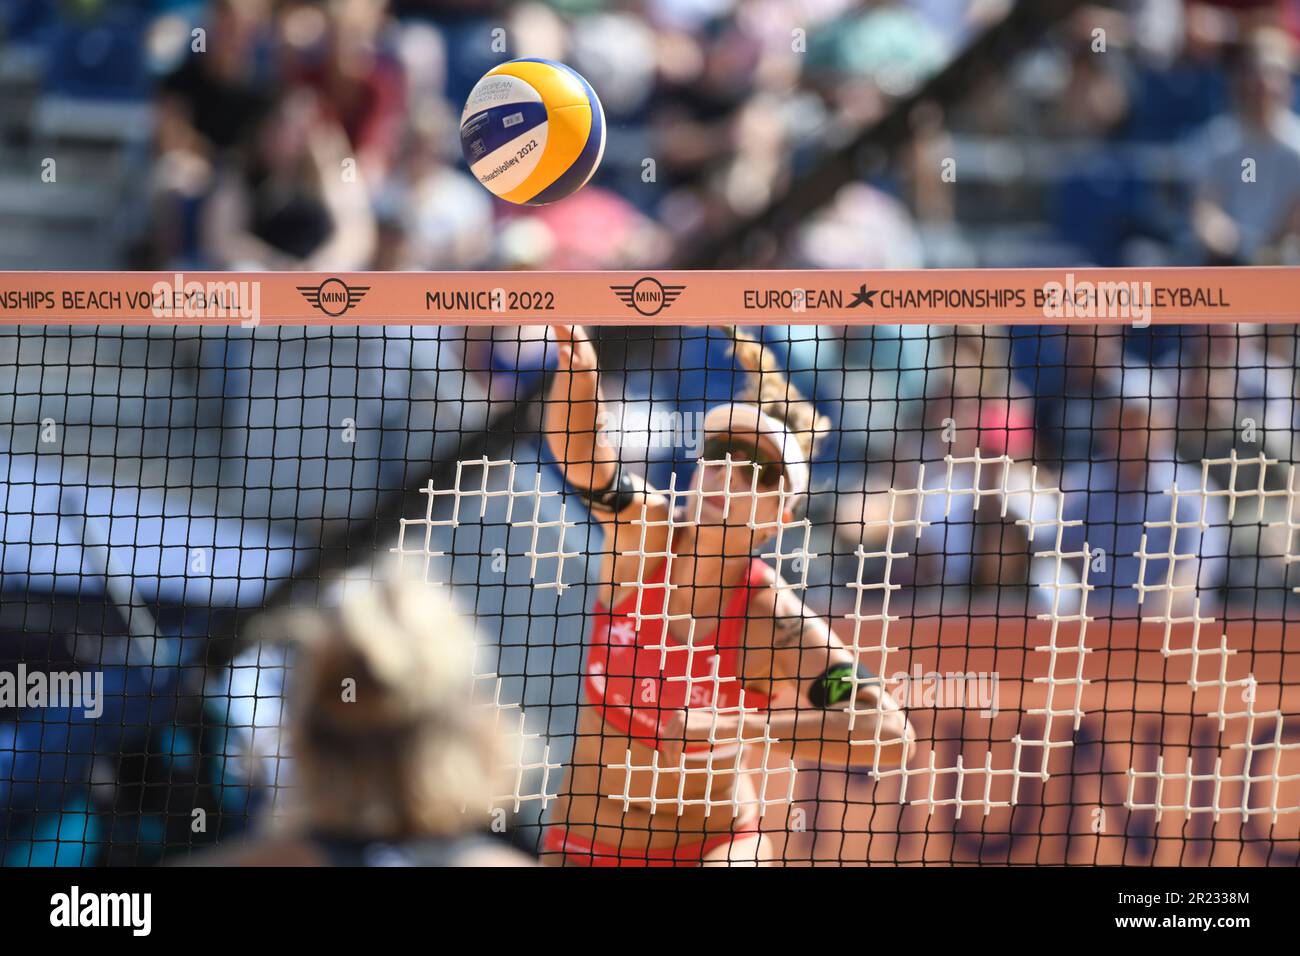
[{"xmin": 459, "ymin": 58, "xmax": 606, "ymax": 206}]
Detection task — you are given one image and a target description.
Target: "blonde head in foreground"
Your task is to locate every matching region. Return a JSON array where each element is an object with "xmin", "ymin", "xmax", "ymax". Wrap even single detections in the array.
[
  {"xmin": 282, "ymin": 573, "xmax": 500, "ymax": 839},
  {"xmin": 199, "ymin": 572, "xmax": 530, "ymax": 865}
]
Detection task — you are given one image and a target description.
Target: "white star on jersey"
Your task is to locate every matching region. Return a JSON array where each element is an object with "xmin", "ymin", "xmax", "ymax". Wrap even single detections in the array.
[{"xmin": 608, "ymin": 620, "xmax": 637, "ymax": 645}]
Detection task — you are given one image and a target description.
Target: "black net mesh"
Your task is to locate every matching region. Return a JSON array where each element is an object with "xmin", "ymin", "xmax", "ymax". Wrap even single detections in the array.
[{"xmin": 1, "ymin": 321, "xmax": 1297, "ymax": 866}]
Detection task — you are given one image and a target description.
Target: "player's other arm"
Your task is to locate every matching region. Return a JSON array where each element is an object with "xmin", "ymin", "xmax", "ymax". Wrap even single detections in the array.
[{"xmin": 747, "ymin": 578, "xmax": 915, "ymax": 769}]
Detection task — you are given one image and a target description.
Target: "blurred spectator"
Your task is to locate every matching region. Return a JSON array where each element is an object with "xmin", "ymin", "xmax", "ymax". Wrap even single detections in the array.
[
  {"xmin": 908, "ymin": 328, "xmax": 1039, "ymax": 595},
  {"xmin": 498, "ymin": 186, "xmax": 672, "ymax": 269},
  {"xmin": 142, "ymin": 0, "xmax": 275, "ymax": 266},
  {"xmin": 834, "ymin": 326, "xmax": 1042, "ymax": 604},
  {"xmin": 197, "ymin": 572, "xmax": 531, "ymax": 866},
  {"xmin": 567, "ymin": 11, "xmax": 657, "ymax": 117},
  {"xmin": 1047, "ymin": 9, "xmax": 1133, "ymax": 138},
  {"xmin": 372, "ymin": 98, "xmax": 493, "ymax": 270},
  {"xmin": 1028, "ymin": 325, "xmax": 1127, "ymax": 464},
  {"xmin": 780, "ymin": 182, "xmax": 928, "ymax": 450},
  {"xmin": 1060, "ymin": 382, "xmax": 1230, "ymax": 616},
  {"xmin": 156, "ymin": 0, "xmax": 274, "ymax": 160},
  {"xmin": 807, "ymin": 0, "xmax": 951, "ymax": 106},
  {"xmin": 1189, "ymin": 26, "xmax": 1300, "ymax": 263},
  {"xmin": 1165, "ymin": 323, "xmax": 1300, "ymax": 465},
  {"xmin": 1159, "ymin": 325, "xmax": 1298, "ymax": 608},
  {"xmin": 200, "ymin": 88, "xmax": 377, "ymax": 270},
  {"xmin": 282, "ymin": 0, "xmax": 407, "ymax": 187}
]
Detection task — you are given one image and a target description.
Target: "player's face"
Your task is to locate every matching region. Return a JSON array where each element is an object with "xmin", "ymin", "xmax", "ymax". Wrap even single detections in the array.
[{"xmin": 694, "ymin": 434, "xmax": 787, "ymax": 528}]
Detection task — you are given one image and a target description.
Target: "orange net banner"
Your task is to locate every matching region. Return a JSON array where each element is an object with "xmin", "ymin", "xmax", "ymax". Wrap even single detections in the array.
[{"xmin": 0, "ymin": 267, "xmax": 1296, "ymax": 325}]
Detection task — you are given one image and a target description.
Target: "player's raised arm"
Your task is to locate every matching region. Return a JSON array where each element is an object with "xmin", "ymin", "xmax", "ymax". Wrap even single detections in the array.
[
  {"xmin": 544, "ymin": 324, "xmax": 615, "ymax": 491},
  {"xmin": 544, "ymin": 324, "xmax": 660, "ymax": 524},
  {"xmin": 546, "ymin": 325, "xmax": 611, "ymax": 489}
]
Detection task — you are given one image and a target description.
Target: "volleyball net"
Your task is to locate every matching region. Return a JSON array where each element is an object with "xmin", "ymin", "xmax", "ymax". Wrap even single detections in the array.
[{"xmin": 0, "ymin": 267, "xmax": 1298, "ymax": 866}]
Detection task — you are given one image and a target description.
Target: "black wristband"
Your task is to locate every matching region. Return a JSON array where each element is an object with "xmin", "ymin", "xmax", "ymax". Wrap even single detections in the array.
[
  {"xmin": 571, "ymin": 466, "xmax": 639, "ymax": 514},
  {"xmin": 808, "ymin": 661, "xmax": 880, "ymax": 708}
]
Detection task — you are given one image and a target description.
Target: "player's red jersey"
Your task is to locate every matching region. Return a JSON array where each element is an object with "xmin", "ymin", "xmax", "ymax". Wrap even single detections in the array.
[{"xmin": 583, "ymin": 550, "xmax": 771, "ymax": 755}]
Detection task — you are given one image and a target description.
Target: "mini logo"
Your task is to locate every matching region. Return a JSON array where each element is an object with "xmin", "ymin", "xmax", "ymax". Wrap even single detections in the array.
[
  {"xmin": 611, "ymin": 277, "xmax": 685, "ymax": 317},
  {"xmin": 298, "ymin": 278, "xmax": 369, "ymax": 317},
  {"xmin": 503, "ymin": 111, "xmax": 524, "ymax": 128},
  {"xmin": 847, "ymin": 284, "xmax": 877, "ymax": 308}
]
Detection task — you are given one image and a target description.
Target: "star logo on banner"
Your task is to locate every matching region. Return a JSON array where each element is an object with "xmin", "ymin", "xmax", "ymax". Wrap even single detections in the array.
[{"xmin": 847, "ymin": 284, "xmax": 877, "ymax": 308}]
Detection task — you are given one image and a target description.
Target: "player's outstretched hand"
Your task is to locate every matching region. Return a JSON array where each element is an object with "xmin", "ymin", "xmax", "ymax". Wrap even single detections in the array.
[{"xmin": 550, "ymin": 324, "xmax": 598, "ymax": 374}]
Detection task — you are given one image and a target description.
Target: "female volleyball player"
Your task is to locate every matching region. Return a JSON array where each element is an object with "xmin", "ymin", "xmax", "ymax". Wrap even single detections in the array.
[{"xmin": 542, "ymin": 326, "xmax": 916, "ymax": 866}]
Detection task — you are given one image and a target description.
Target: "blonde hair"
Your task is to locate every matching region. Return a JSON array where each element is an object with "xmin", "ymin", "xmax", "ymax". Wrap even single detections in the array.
[
  {"xmin": 725, "ymin": 327, "xmax": 829, "ymax": 460},
  {"xmin": 272, "ymin": 573, "xmax": 501, "ymax": 840}
]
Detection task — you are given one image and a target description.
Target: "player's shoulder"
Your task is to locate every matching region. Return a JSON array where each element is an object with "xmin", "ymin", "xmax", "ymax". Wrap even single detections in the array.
[
  {"xmin": 744, "ymin": 561, "xmax": 800, "ymax": 616},
  {"xmin": 747, "ymin": 558, "xmax": 780, "ymax": 590}
]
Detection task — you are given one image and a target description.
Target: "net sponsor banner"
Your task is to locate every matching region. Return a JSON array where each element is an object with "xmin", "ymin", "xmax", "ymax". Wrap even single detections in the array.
[{"xmin": 0, "ymin": 268, "xmax": 1295, "ymax": 325}]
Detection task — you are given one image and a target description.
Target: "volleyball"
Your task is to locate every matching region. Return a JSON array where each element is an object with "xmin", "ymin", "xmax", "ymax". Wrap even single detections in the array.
[{"xmin": 459, "ymin": 58, "xmax": 606, "ymax": 206}]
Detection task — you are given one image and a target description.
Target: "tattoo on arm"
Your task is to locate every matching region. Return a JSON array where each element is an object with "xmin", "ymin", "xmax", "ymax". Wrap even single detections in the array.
[{"xmin": 773, "ymin": 615, "xmax": 804, "ymax": 648}]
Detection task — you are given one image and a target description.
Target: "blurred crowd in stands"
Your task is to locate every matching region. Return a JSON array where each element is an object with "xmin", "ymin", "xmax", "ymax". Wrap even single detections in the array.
[
  {"xmin": 1, "ymin": 0, "xmax": 1296, "ymax": 271},
  {"xmin": 4, "ymin": 0, "xmax": 1300, "ymax": 867}
]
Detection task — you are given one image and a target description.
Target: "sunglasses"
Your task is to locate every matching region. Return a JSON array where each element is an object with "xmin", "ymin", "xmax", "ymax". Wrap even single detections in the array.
[{"xmin": 700, "ymin": 435, "xmax": 786, "ymax": 489}]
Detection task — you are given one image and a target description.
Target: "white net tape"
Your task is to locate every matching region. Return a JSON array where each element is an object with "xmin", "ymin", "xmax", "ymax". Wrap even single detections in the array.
[
  {"xmin": 472, "ymin": 671, "xmax": 562, "ymax": 813},
  {"xmin": 388, "ymin": 449, "xmax": 1299, "ymax": 827},
  {"xmin": 848, "ymin": 451, "xmax": 1093, "ymax": 816},
  {"xmin": 391, "ymin": 456, "xmax": 580, "ymax": 592},
  {"xmin": 391, "ymin": 457, "xmax": 577, "ymax": 809},
  {"xmin": 1126, "ymin": 451, "xmax": 1300, "ymax": 823}
]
